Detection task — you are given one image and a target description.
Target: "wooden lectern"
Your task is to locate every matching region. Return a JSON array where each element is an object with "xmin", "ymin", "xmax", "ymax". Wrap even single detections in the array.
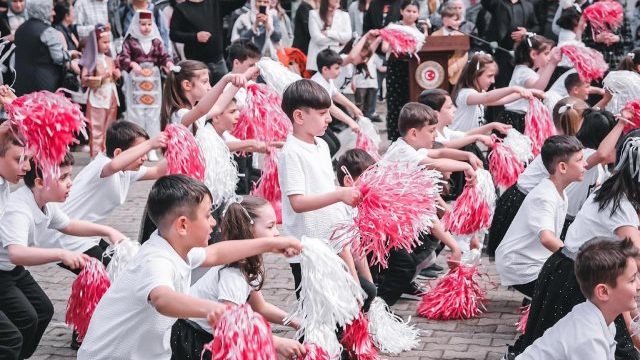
[{"xmin": 409, "ymin": 35, "xmax": 470, "ymax": 101}]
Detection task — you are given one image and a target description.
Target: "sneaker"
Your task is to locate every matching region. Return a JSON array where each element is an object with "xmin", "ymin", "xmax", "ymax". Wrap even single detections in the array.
[
  {"xmin": 400, "ymin": 281, "xmax": 428, "ymax": 300},
  {"xmin": 417, "ymin": 268, "xmax": 440, "ymax": 279},
  {"xmin": 370, "ymin": 114, "xmax": 383, "ymax": 123},
  {"xmin": 427, "ymin": 263, "xmax": 444, "ymax": 272},
  {"xmin": 501, "ymin": 346, "xmax": 517, "ymax": 360}
]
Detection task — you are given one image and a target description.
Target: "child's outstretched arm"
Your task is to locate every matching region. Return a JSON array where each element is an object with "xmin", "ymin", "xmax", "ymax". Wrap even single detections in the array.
[
  {"xmin": 198, "ymin": 236, "xmax": 302, "ymax": 267},
  {"xmin": 288, "ymin": 187, "xmax": 360, "ymax": 213},
  {"xmin": 428, "ymin": 147, "xmax": 484, "ymax": 169},
  {"xmin": 180, "ymin": 78, "xmax": 241, "ymax": 128},
  {"xmin": 61, "ymin": 220, "xmax": 126, "ymax": 245},
  {"xmin": 586, "ymin": 117, "xmax": 626, "ymax": 169},
  {"xmin": 594, "ymin": 90, "xmax": 613, "ymax": 110},
  {"xmin": 419, "ymin": 156, "xmax": 476, "ymax": 184},
  {"xmin": 430, "ymin": 219, "xmax": 462, "ymax": 268},
  {"xmin": 100, "ymin": 133, "xmax": 167, "ymax": 178},
  {"xmin": 464, "ymin": 86, "xmax": 528, "ymax": 106},
  {"xmin": 527, "ymin": 47, "xmax": 561, "ymax": 90},
  {"xmin": 439, "ymin": 134, "xmax": 493, "ymax": 149},
  {"xmin": 149, "ymin": 286, "xmax": 225, "ymax": 321},
  {"xmin": 330, "ymin": 104, "xmax": 361, "ymax": 132},
  {"xmin": 248, "ymin": 291, "xmax": 295, "ymax": 328},
  {"xmin": 7, "ymin": 244, "xmax": 91, "ymax": 269},
  {"xmin": 333, "ymin": 92, "xmax": 364, "ymax": 119},
  {"xmin": 539, "ymin": 230, "xmax": 563, "ymax": 253}
]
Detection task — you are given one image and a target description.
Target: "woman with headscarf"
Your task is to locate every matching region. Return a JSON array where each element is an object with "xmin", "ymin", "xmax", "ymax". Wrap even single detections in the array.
[{"xmin": 231, "ymin": 0, "xmax": 282, "ymax": 57}]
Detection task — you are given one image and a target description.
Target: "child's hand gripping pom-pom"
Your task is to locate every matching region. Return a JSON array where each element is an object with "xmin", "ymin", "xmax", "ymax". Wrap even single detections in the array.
[
  {"xmin": 489, "ymin": 136, "xmax": 525, "ymax": 190},
  {"xmin": 515, "ymin": 304, "xmax": 531, "ymax": 334},
  {"xmin": 251, "ymin": 150, "xmax": 282, "ymax": 223},
  {"xmin": 560, "ymin": 44, "xmax": 608, "ymax": 82},
  {"xmin": 340, "ymin": 312, "xmax": 379, "ymax": 360},
  {"xmin": 378, "ymin": 23, "xmax": 425, "ymax": 57},
  {"xmin": 5, "ymin": 90, "xmax": 87, "ymax": 185},
  {"xmin": 502, "ymin": 129, "xmax": 534, "ymax": 164},
  {"xmin": 583, "ymin": 0, "xmax": 623, "ymax": 37},
  {"xmin": 525, "ymin": 98, "xmax": 556, "ymax": 156},
  {"xmin": 331, "ymin": 162, "xmax": 442, "ymax": 267},
  {"xmin": 103, "ymin": 239, "xmax": 140, "ymax": 281},
  {"xmin": 355, "ymin": 117, "xmax": 381, "ymax": 160},
  {"xmin": 301, "ymin": 343, "xmax": 331, "ymax": 360},
  {"xmin": 257, "ymin": 57, "xmax": 302, "ymax": 96},
  {"xmin": 621, "ymin": 99, "xmax": 640, "ymax": 133},
  {"xmin": 367, "ymin": 297, "xmax": 420, "ymax": 354},
  {"xmin": 202, "ymin": 304, "xmax": 277, "ymax": 360},
  {"xmin": 164, "ymin": 124, "xmax": 206, "ymax": 181},
  {"xmin": 442, "ymin": 169, "xmax": 495, "ymax": 236},
  {"xmin": 417, "ymin": 249, "xmax": 487, "ymax": 320},
  {"xmin": 231, "ymin": 83, "xmax": 292, "ymax": 142},
  {"xmin": 65, "ymin": 258, "xmax": 111, "ymax": 341}
]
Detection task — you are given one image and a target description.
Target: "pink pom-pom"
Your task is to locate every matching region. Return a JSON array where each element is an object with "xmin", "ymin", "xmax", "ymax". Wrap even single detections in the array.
[
  {"xmin": 442, "ymin": 184, "xmax": 492, "ymax": 236},
  {"xmin": 65, "ymin": 258, "xmax": 110, "ymax": 341},
  {"xmin": 6, "ymin": 91, "xmax": 86, "ymax": 185},
  {"xmin": 202, "ymin": 304, "xmax": 277, "ymax": 360},
  {"xmin": 621, "ymin": 99, "xmax": 640, "ymax": 133},
  {"xmin": 340, "ymin": 312, "xmax": 379, "ymax": 360},
  {"xmin": 489, "ymin": 137, "xmax": 525, "ymax": 190},
  {"xmin": 417, "ymin": 264, "xmax": 487, "ymax": 320},
  {"xmin": 525, "ymin": 99, "xmax": 556, "ymax": 156},
  {"xmin": 164, "ymin": 124, "xmax": 205, "ymax": 181},
  {"xmin": 301, "ymin": 343, "xmax": 331, "ymax": 360},
  {"xmin": 378, "ymin": 24, "xmax": 424, "ymax": 57},
  {"xmin": 231, "ymin": 83, "xmax": 292, "ymax": 142},
  {"xmin": 515, "ymin": 304, "xmax": 530, "ymax": 334},
  {"xmin": 560, "ymin": 45, "xmax": 608, "ymax": 82},
  {"xmin": 332, "ymin": 162, "xmax": 441, "ymax": 267},
  {"xmin": 251, "ymin": 151, "xmax": 282, "ymax": 223},
  {"xmin": 583, "ymin": 0, "xmax": 623, "ymax": 37},
  {"xmin": 355, "ymin": 131, "xmax": 381, "ymax": 161}
]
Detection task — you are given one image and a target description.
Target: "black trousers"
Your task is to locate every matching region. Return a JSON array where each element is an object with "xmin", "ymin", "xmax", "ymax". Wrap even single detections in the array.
[
  {"xmin": 0, "ymin": 266, "xmax": 54, "ymax": 360},
  {"xmin": 512, "ymin": 279, "xmax": 537, "ymax": 298}
]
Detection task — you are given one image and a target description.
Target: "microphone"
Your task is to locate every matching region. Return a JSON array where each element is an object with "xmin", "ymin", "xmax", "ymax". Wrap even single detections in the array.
[{"xmin": 444, "ymin": 26, "xmax": 514, "ymax": 56}]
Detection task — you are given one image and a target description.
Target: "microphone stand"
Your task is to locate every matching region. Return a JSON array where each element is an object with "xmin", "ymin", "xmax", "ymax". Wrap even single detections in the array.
[{"xmin": 444, "ymin": 26, "xmax": 514, "ymax": 56}]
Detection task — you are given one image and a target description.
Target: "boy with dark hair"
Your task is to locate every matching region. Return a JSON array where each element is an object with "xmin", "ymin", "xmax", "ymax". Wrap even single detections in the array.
[
  {"xmin": 79, "ymin": 174, "xmax": 302, "ymax": 359},
  {"xmin": 517, "ymin": 238, "xmax": 640, "ymax": 359},
  {"xmin": 496, "ymin": 135, "xmax": 586, "ymax": 298},
  {"xmin": 226, "ymin": 39, "xmax": 261, "ymax": 72},
  {"xmin": 564, "ymin": 72, "xmax": 590, "ymax": 101}
]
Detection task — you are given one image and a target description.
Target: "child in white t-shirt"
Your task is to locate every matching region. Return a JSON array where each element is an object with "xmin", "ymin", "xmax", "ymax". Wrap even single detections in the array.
[
  {"xmin": 78, "ymin": 175, "xmax": 302, "ymax": 360},
  {"xmin": 352, "ymin": 51, "xmax": 381, "ymax": 121}
]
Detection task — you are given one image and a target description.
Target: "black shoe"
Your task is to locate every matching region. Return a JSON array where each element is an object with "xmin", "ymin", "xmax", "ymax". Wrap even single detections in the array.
[
  {"xmin": 502, "ymin": 345, "xmax": 517, "ymax": 360},
  {"xmin": 370, "ymin": 114, "xmax": 383, "ymax": 123},
  {"xmin": 400, "ymin": 281, "xmax": 427, "ymax": 300},
  {"xmin": 417, "ymin": 268, "xmax": 440, "ymax": 279},
  {"xmin": 427, "ymin": 263, "xmax": 444, "ymax": 272}
]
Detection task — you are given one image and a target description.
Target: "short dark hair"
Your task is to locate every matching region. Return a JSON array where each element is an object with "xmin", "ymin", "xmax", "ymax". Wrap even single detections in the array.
[
  {"xmin": 556, "ymin": 6, "xmax": 581, "ymax": 31},
  {"xmin": 317, "ymin": 48, "xmax": 343, "ymax": 72},
  {"xmin": 281, "ymin": 79, "xmax": 332, "ymax": 121},
  {"xmin": 398, "ymin": 102, "xmax": 438, "ymax": 136},
  {"xmin": 575, "ymin": 237, "xmax": 640, "ymax": 299},
  {"xmin": 540, "ymin": 135, "xmax": 584, "ymax": 174},
  {"xmin": 564, "ymin": 72, "xmax": 585, "ymax": 93},
  {"xmin": 146, "ymin": 175, "xmax": 212, "ymax": 229},
  {"xmin": 514, "ymin": 34, "xmax": 554, "ymax": 67},
  {"xmin": 105, "ymin": 121, "xmax": 149, "ymax": 158},
  {"xmin": 418, "ymin": 89, "xmax": 449, "ymax": 112},
  {"xmin": 336, "ymin": 149, "xmax": 376, "ymax": 186},
  {"xmin": 226, "ymin": 40, "xmax": 261, "ymax": 65},
  {"xmin": 23, "ymin": 152, "xmax": 75, "ymax": 188}
]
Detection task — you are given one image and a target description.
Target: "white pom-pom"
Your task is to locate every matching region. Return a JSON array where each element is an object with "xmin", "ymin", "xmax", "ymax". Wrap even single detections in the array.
[
  {"xmin": 559, "ymin": 0, "xmax": 575, "ymax": 9},
  {"xmin": 384, "ymin": 23, "xmax": 426, "ymax": 52},
  {"xmin": 257, "ymin": 57, "xmax": 302, "ymax": 96},
  {"xmin": 358, "ymin": 117, "xmax": 381, "ymax": 147},
  {"xmin": 196, "ymin": 125, "xmax": 239, "ymax": 207},
  {"xmin": 476, "ymin": 169, "xmax": 496, "ymax": 209},
  {"xmin": 603, "ymin": 70, "xmax": 640, "ymax": 114},
  {"xmin": 305, "ymin": 323, "xmax": 343, "ymax": 359},
  {"xmin": 503, "ymin": 129, "xmax": 534, "ymax": 164},
  {"xmin": 367, "ymin": 297, "xmax": 420, "ymax": 354},
  {"xmin": 103, "ymin": 239, "xmax": 140, "ymax": 281}
]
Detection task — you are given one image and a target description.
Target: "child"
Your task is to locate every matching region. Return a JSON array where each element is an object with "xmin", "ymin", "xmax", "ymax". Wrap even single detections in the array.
[
  {"xmin": 564, "ymin": 72, "xmax": 590, "ymax": 102},
  {"xmin": 171, "ymin": 196, "xmax": 305, "ymax": 360},
  {"xmin": 0, "ymin": 153, "xmax": 125, "ymax": 359},
  {"xmin": 226, "ymin": 40, "xmax": 262, "ymax": 108},
  {"xmin": 78, "ymin": 175, "xmax": 302, "ymax": 359},
  {"xmin": 516, "ymin": 238, "xmax": 640, "ymax": 360},
  {"xmin": 351, "ymin": 45, "xmax": 382, "ymax": 122},
  {"xmin": 430, "ymin": 3, "xmax": 468, "ymax": 87},
  {"xmin": 451, "ymin": 52, "xmax": 540, "ymax": 133},
  {"xmin": 118, "ymin": 10, "xmax": 173, "ymax": 161},
  {"xmin": 553, "ymin": 6, "xmax": 587, "ymax": 83},
  {"xmin": 80, "ymin": 24, "xmax": 121, "ymax": 157},
  {"xmin": 495, "ymin": 135, "xmax": 586, "ymax": 299},
  {"xmin": 595, "ymin": 49, "xmax": 640, "ymax": 114}
]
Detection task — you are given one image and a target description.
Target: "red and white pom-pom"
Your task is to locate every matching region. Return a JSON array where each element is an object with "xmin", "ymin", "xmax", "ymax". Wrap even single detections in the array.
[
  {"xmin": 6, "ymin": 91, "xmax": 86, "ymax": 185},
  {"xmin": 340, "ymin": 312, "xmax": 379, "ymax": 360},
  {"xmin": 417, "ymin": 263, "xmax": 487, "ymax": 320},
  {"xmin": 301, "ymin": 343, "xmax": 331, "ymax": 360},
  {"xmin": 583, "ymin": 0, "xmax": 623, "ymax": 37},
  {"xmin": 355, "ymin": 130, "xmax": 381, "ymax": 161},
  {"xmin": 489, "ymin": 136, "xmax": 525, "ymax": 190},
  {"xmin": 515, "ymin": 304, "xmax": 531, "ymax": 334},
  {"xmin": 164, "ymin": 124, "xmax": 205, "ymax": 181},
  {"xmin": 232, "ymin": 83, "xmax": 292, "ymax": 142},
  {"xmin": 367, "ymin": 297, "xmax": 420, "ymax": 354},
  {"xmin": 503, "ymin": 129, "xmax": 534, "ymax": 164},
  {"xmin": 103, "ymin": 239, "xmax": 140, "ymax": 281},
  {"xmin": 378, "ymin": 23, "xmax": 425, "ymax": 57},
  {"xmin": 332, "ymin": 162, "xmax": 442, "ymax": 267},
  {"xmin": 560, "ymin": 45, "xmax": 608, "ymax": 82},
  {"xmin": 525, "ymin": 99, "xmax": 556, "ymax": 156},
  {"xmin": 251, "ymin": 151, "xmax": 282, "ymax": 223},
  {"xmin": 257, "ymin": 57, "xmax": 302, "ymax": 96},
  {"xmin": 442, "ymin": 170, "xmax": 494, "ymax": 236},
  {"xmin": 203, "ymin": 304, "xmax": 277, "ymax": 360},
  {"xmin": 65, "ymin": 258, "xmax": 111, "ymax": 341},
  {"xmin": 621, "ymin": 99, "xmax": 640, "ymax": 133}
]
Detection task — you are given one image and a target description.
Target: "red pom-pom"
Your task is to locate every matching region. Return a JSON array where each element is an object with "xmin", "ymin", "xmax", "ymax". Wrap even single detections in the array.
[
  {"xmin": 525, "ymin": 99, "xmax": 556, "ymax": 157},
  {"xmin": 442, "ymin": 185, "xmax": 491, "ymax": 236},
  {"xmin": 251, "ymin": 151, "xmax": 282, "ymax": 223},
  {"xmin": 340, "ymin": 312, "xmax": 379, "ymax": 360},
  {"xmin": 560, "ymin": 45, "xmax": 608, "ymax": 82},
  {"xmin": 65, "ymin": 258, "xmax": 110, "ymax": 341},
  {"xmin": 301, "ymin": 343, "xmax": 331, "ymax": 360},
  {"xmin": 583, "ymin": 0, "xmax": 623, "ymax": 37},
  {"xmin": 621, "ymin": 99, "xmax": 640, "ymax": 133},
  {"xmin": 378, "ymin": 24, "xmax": 425, "ymax": 57},
  {"xmin": 489, "ymin": 137, "xmax": 525, "ymax": 190},
  {"xmin": 355, "ymin": 131, "xmax": 381, "ymax": 161},
  {"xmin": 6, "ymin": 91, "xmax": 86, "ymax": 185},
  {"xmin": 417, "ymin": 264, "xmax": 487, "ymax": 320},
  {"xmin": 515, "ymin": 304, "xmax": 530, "ymax": 334},
  {"xmin": 202, "ymin": 304, "xmax": 277, "ymax": 360},
  {"xmin": 231, "ymin": 83, "xmax": 292, "ymax": 142},
  {"xmin": 332, "ymin": 162, "xmax": 441, "ymax": 267},
  {"xmin": 164, "ymin": 124, "xmax": 206, "ymax": 181}
]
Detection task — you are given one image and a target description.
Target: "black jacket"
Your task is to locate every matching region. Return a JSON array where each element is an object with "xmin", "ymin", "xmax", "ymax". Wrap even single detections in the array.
[
  {"xmin": 480, "ymin": 0, "xmax": 539, "ymax": 48},
  {"xmin": 14, "ymin": 18, "xmax": 63, "ymax": 95}
]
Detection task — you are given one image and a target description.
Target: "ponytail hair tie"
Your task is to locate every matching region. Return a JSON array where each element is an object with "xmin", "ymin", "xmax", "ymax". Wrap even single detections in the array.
[
  {"xmin": 628, "ymin": 52, "xmax": 636, "ymax": 60},
  {"xmin": 558, "ymin": 103, "xmax": 574, "ymax": 115},
  {"xmin": 525, "ymin": 32, "xmax": 537, "ymax": 47},
  {"xmin": 170, "ymin": 65, "xmax": 181, "ymax": 73}
]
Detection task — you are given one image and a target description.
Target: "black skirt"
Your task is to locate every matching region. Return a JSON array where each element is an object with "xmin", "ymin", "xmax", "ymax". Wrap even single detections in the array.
[
  {"xmin": 385, "ymin": 57, "xmax": 410, "ymax": 142},
  {"xmin": 495, "ymin": 110, "xmax": 526, "ymax": 134},
  {"xmin": 486, "ymin": 184, "xmax": 526, "ymax": 257},
  {"xmin": 170, "ymin": 319, "xmax": 213, "ymax": 360},
  {"xmin": 444, "ymin": 143, "xmax": 489, "ymax": 202}
]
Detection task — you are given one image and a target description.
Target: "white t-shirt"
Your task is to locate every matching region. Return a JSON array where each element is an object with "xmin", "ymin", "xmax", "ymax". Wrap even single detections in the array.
[
  {"xmin": 505, "ymin": 65, "xmax": 539, "ymax": 113},
  {"xmin": 78, "ymin": 231, "xmax": 198, "ymax": 360},
  {"xmin": 0, "ymin": 186, "xmax": 70, "ymax": 271},
  {"xmin": 37, "ymin": 153, "xmax": 147, "ymax": 252},
  {"xmin": 517, "ymin": 155, "xmax": 549, "ymax": 193},
  {"xmin": 189, "ymin": 266, "xmax": 253, "ymax": 333},
  {"xmin": 452, "ymin": 88, "xmax": 484, "ymax": 132},
  {"xmin": 171, "ymin": 108, "xmax": 206, "ymax": 132},
  {"xmin": 516, "ymin": 301, "xmax": 616, "ymax": 360},
  {"xmin": 196, "ymin": 123, "xmax": 238, "ymax": 207},
  {"xmin": 0, "ymin": 176, "xmax": 8, "ymax": 219},
  {"xmin": 278, "ymin": 135, "xmax": 350, "ymax": 263},
  {"xmin": 566, "ymin": 148, "xmax": 608, "ymax": 217},
  {"xmin": 311, "ymin": 72, "xmax": 339, "ymax": 98},
  {"xmin": 353, "ymin": 56, "xmax": 379, "ymax": 89},
  {"xmin": 495, "ymin": 178, "xmax": 568, "ymax": 286},
  {"xmin": 564, "ymin": 193, "xmax": 640, "ymax": 254},
  {"xmin": 435, "ymin": 126, "xmax": 466, "ymax": 143},
  {"xmin": 381, "ymin": 138, "xmax": 429, "ymax": 167}
]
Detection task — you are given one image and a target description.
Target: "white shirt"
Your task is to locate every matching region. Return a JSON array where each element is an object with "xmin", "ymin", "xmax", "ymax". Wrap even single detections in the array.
[
  {"xmin": 505, "ymin": 65, "xmax": 539, "ymax": 113},
  {"xmin": 353, "ymin": 56, "xmax": 379, "ymax": 89},
  {"xmin": 170, "ymin": 108, "xmax": 206, "ymax": 132},
  {"xmin": 435, "ymin": 126, "xmax": 466, "ymax": 143},
  {"xmin": 564, "ymin": 193, "xmax": 640, "ymax": 254},
  {"xmin": 452, "ymin": 88, "xmax": 484, "ymax": 132},
  {"xmin": 566, "ymin": 148, "xmax": 608, "ymax": 217},
  {"xmin": 381, "ymin": 138, "xmax": 429, "ymax": 166},
  {"xmin": 517, "ymin": 155, "xmax": 549, "ymax": 194},
  {"xmin": 196, "ymin": 123, "xmax": 239, "ymax": 207},
  {"xmin": 306, "ymin": 9, "xmax": 352, "ymax": 71},
  {"xmin": 495, "ymin": 178, "xmax": 568, "ymax": 286},
  {"xmin": 78, "ymin": 231, "xmax": 197, "ymax": 360},
  {"xmin": 0, "ymin": 176, "xmax": 8, "ymax": 219},
  {"xmin": 311, "ymin": 72, "xmax": 339, "ymax": 98},
  {"xmin": 189, "ymin": 266, "xmax": 253, "ymax": 333},
  {"xmin": 0, "ymin": 187, "xmax": 71, "ymax": 271},
  {"xmin": 278, "ymin": 135, "xmax": 349, "ymax": 263},
  {"xmin": 516, "ymin": 301, "xmax": 616, "ymax": 360},
  {"xmin": 37, "ymin": 153, "xmax": 147, "ymax": 252}
]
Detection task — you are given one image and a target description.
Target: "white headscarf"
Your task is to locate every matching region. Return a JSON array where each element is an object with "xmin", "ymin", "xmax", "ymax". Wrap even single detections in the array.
[{"xmin": 125, "ymin": 10, "xmax": 162, "ymax": 54}]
